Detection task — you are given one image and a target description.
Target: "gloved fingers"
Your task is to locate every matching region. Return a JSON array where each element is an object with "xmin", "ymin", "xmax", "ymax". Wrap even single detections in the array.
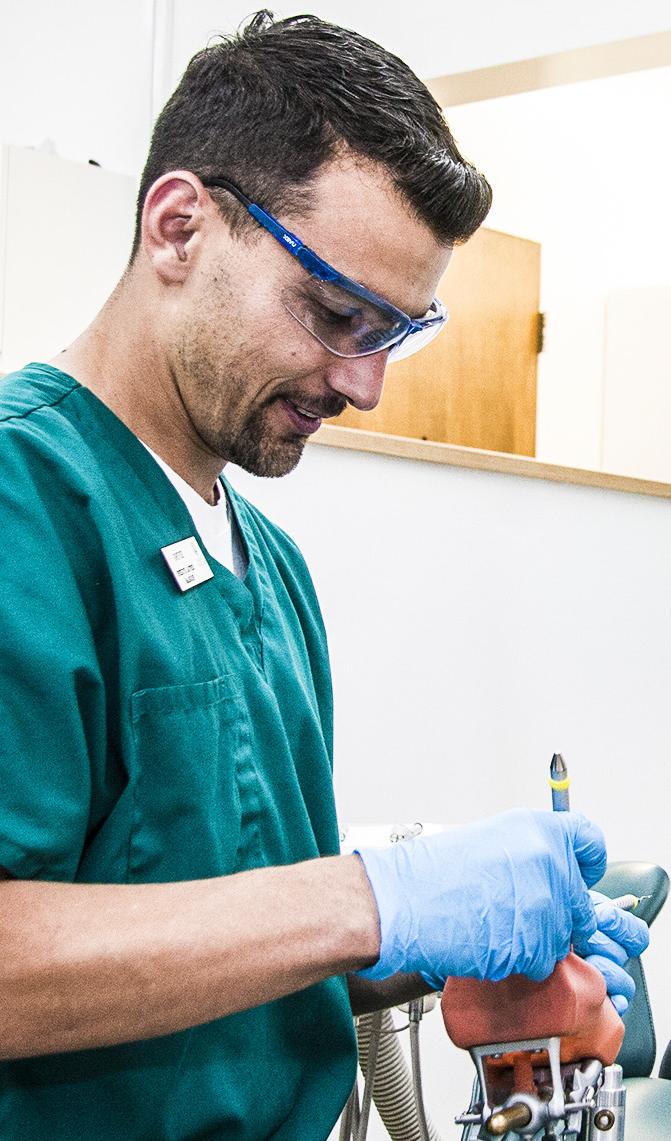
[
  {"xmin": 592, "ymin": 897, "xmax": 650, "ymax": 957},
  {"xmin": 578, "ymin": 929, "xmax": 629, "ymax": 966},
  {"xmin": 522, "ymin": 956, "xmax": 563, "ymax": 984},
  {"xmin": 563, "ymin": 813, "xmax": 608, "ymax": 887},
  {"xmin": 548, "ymin": 812, "xmax": 605, "ymax": 950},
  {"xmin": 566, "ymin": 862, "xmax": 598, "ymax": 949},
  {"xmin": 519, "ymin": 880, "xmax": 573, "ymax": 983},
  {"xmin": 585, "ymin": 953, "xmax": 636, "ymax": 1004},
  {"xmin": 569, "ymin": 887, "xmax": 598, "ymax": 949},
  {"xmin": 590, "ymin": 890, "xmax": 610, "ymax": 905},
  {"xmin": 610, "ymin": 994, "xmax": 629, "ymax": 1016}
]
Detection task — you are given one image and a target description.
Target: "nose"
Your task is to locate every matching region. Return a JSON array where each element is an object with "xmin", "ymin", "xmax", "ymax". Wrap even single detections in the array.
[{"xmin": 324, "ymin": 351, "xmax": 388, "ymax": 412}]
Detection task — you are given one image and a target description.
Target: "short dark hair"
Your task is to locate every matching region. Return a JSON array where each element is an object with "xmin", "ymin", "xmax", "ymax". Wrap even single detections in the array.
[{"xmin": 131, "ymin": 10, "xmax": 491, "ymax": 258}]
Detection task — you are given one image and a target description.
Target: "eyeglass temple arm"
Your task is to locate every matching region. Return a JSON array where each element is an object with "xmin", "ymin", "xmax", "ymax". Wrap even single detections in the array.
[{"xmin": 201, "ymin": 175, "xmax": 335, "ymax": 282}]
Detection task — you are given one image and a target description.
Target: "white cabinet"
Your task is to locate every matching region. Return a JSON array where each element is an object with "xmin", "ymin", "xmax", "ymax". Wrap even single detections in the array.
[{"xmin": 0, "ymin": 146, "xmax": 136, "ymax": 373}]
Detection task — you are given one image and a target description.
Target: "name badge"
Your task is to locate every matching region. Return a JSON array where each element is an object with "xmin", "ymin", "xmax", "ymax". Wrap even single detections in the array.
[{"xmin": 161, "ymin": 537, "xmax": 214, "ymax": 592}]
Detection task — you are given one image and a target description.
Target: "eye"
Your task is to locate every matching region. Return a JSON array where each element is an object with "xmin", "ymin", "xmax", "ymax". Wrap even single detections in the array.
[
  {"xmin": 313, "ymin": 298, "xmax": 362, "ymax": 328},
  {"xmin": 300, "ymin": 281, "xmax": 365, "ymax": 327}
]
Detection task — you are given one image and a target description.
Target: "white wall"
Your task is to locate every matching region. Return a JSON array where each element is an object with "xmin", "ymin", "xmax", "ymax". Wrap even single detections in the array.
[
  {"xmin": 229, "ymin": 441, "xmax": 671, "ymax": 1137},
  {"xmin": 0, "ymin": 146, "xmax": 136, "ymax": 373},
  {"xmin": 0, "ymin": 0, "xmax": 156, "ymax": 176},
  {"xmin": 168, "ymin": 0, "xmax": 671, "ymax": 101}
]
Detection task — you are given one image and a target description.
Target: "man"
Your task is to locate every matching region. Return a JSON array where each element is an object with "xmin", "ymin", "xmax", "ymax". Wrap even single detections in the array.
[{"xmin": 0, "ymin": 12, "xmax": 646, "ymax": 1140}]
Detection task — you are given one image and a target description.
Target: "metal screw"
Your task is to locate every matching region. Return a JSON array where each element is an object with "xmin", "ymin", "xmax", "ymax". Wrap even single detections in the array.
[{"xmin": 593, "ymin": 1109, "xmax": 616, "ymax": 1131}]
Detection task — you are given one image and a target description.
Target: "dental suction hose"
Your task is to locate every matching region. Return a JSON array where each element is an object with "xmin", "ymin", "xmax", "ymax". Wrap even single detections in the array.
[
  {"xmin": 355, "ymin": 1010, "xmax": 442, "ymax": 1141},
  {"xmin": 356, "ymin": 1010, "xmax": 382, "ymax": 1141}
]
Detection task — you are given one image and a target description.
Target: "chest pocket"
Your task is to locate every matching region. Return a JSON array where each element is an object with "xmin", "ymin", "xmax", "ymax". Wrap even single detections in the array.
[{"xmin": 128, "ymin": 674, "xmax": 247, "ymax": 881}]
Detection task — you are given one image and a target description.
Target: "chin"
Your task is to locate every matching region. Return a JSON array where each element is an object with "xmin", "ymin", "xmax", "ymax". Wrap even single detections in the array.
[{"xmin": 229, "ymin": 435, "xmax": 307, "ymax": 479}]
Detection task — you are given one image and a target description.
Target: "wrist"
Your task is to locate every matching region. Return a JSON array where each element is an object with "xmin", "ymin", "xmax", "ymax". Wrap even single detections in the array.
[
  {"xmin": 345, "ymin": 854, "xmax": 381, "ymax": 969},
  {"xmin": 352, "ymin": 845, "xmax": 406, "ymax": 980}
]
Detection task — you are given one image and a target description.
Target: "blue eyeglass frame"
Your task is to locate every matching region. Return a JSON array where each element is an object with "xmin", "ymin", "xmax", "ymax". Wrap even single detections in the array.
[{"xmin": 201, "ymin": 176, "xmax": 448, "ymax": 358}]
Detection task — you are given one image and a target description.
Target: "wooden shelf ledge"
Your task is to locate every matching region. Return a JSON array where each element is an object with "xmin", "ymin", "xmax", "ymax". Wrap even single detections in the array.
[{"xmin": 310, "ymin": 425, "xmax": 671, "ymax": 500}]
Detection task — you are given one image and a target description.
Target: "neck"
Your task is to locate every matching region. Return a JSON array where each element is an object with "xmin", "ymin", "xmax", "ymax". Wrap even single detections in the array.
[{"xmin": 51, "ymin": 270, "xmax": 225, "ymax": 501}]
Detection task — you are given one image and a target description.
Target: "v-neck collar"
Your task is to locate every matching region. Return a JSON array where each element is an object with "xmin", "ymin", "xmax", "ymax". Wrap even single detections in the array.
[{"xmin": 22, "ymin": 363, "xmax": 266, "ymax": 627}]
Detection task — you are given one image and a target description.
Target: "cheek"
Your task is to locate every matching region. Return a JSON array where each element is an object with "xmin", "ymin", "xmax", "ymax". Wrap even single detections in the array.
[
  {"xmin": 185, "ymin": 260, "xmax": 329, "ymax": 379},
  {"xmin": 237, "ymin": 309, "xmax": 329, "ymax": 376}
]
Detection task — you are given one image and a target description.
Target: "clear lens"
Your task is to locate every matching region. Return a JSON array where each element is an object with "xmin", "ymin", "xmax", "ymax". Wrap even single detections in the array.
[
  {"xmin": 387, "ymin": 316, "xmax": 448, "ymax": 363},
  {"xmin": 283, "ymin": 278, "xmax": 408, "ymax": 358}
]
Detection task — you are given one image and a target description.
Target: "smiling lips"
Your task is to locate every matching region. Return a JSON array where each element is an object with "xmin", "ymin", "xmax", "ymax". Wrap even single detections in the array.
[{"xmin": 278, "ymin": 397, "xmax": 326, "ymax": 435}]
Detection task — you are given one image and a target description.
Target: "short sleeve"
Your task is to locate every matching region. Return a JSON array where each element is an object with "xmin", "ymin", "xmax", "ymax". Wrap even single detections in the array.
[{"xmin": 0, "ymin": 420, "xmax": 105, "ymax": 880}]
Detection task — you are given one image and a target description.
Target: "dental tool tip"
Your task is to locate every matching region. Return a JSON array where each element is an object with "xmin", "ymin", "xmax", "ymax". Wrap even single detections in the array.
[{"xmin": 550, "ymin": 752, "xmax": 567, "ymax": 777}]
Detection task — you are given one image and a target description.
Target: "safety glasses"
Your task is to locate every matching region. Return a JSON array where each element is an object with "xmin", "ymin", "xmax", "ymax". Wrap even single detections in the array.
[{"xmin": 201, "ymin": 177, "xmax": 449, "ymax": 363}]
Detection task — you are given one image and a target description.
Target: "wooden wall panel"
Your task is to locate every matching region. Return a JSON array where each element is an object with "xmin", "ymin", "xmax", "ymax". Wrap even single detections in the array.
[{"xmin": 333, "ymin": 227, "xmax": 541, "ymax": 456}]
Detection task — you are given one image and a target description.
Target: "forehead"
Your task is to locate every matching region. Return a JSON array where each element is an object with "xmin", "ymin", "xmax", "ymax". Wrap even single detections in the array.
[{"xmin": 282, "ymin": 158, "xmax": 452, "ymax": 314}]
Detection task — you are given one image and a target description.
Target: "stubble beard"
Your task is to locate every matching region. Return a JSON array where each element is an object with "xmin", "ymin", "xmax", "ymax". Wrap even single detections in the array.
[
  {"xmin": 177, "ymin": 320, "xmax": 347, "ymax": 478},
  {"xmin": 194, "ymin": 383, "xmax": 309, "ymax": 478},
  {"xmin": 223, "ymin": 401, "xmax": 308, "ymax": 477},
  {"xmin": 177, "ymin": 330, "xmax": 309, "ymax": 478}
]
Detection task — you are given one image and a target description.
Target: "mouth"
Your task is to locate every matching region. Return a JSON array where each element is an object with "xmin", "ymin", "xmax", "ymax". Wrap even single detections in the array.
[{"xmin": 277, "ymin": 397, "xmax": 325, "ymax": 436}]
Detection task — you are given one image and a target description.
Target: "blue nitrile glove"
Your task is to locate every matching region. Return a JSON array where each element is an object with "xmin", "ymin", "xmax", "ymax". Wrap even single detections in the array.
[
  {"xmin": 355, "ymin": 808, "xmax": 606, "ymax": 991},
  {"xmin": 574, "ymin": 891, "xmax": 650, "ymax": 1015}
]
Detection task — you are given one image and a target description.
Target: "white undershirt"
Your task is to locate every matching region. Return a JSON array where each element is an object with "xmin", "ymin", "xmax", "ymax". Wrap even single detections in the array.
[{"xmin": 142, "ymin": 444, "xmax": 247, "ymax": 579}]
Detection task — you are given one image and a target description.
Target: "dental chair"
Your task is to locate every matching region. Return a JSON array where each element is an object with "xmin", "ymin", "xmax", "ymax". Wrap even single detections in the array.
[{"xmin": 596, "ymin": 861, "xmax": 671, "ymax": 1140}]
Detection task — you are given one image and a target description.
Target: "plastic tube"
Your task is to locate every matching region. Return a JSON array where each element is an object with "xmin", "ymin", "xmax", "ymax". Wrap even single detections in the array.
[
  {"xmin": 356, "ymin": 1011, "xmax": 383, "ymax": 1141},
  {"xmin": 409, "ymin": 1018, "xmax": 432, "ymax": 1141},
  {"xmin": 355, "ymin": 1010, "xmax": 442, "ymax": 1141},
  {"xmin": 339, "ymin": 1086, "xmax": 355, "ymax": 1141}
]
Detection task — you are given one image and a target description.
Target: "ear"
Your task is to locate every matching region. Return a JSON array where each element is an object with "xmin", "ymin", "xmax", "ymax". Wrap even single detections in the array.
[{"xmin": 140, "ymin": 171, "xmax": 210, "ymax": 285}]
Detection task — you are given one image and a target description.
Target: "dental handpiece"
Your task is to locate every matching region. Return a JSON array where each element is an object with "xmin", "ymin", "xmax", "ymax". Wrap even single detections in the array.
[
  {"xmin": 549, "ymin": 752, "xmax": 570, "ymax": 812},
  {"xmin": 548, "ymin": 757, "xmax": 651, "ymax": 912},
  {"xmin": 598, "ymin": 893, "xmax": 652, "ymax": 913}
]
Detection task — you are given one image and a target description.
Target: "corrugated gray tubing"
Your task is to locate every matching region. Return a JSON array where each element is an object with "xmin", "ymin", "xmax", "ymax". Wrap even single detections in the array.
[{"xmin": 355, "ymin": 1011, "xmax": 443, "ymax": 1140}]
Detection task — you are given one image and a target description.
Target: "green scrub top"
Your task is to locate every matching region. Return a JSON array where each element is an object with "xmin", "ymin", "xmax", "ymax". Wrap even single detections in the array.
[{"xmin": 0, "ymin": 364, "xmax": 356, "ymax": 1140}]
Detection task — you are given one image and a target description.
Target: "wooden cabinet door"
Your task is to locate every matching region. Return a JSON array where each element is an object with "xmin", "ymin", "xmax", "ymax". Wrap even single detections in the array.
[{"xmin": 333, "ymin": 226, "xmax": 541, "ymax": 456}]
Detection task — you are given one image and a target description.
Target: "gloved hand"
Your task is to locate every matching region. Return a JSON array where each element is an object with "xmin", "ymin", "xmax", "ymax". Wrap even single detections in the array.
[
  {"xmin": 574, "ymin": 891, "xmax": 650, "ymax": 1015},
  {"xmin": 355, "ymin": 808, "xmax": 606, "ymax": 991}
]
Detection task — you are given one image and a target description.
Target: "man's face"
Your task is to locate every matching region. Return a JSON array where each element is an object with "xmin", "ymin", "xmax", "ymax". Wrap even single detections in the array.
[{"xmin": 168, "ymin": 158, "xmax": 452, "ymax": 477}]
